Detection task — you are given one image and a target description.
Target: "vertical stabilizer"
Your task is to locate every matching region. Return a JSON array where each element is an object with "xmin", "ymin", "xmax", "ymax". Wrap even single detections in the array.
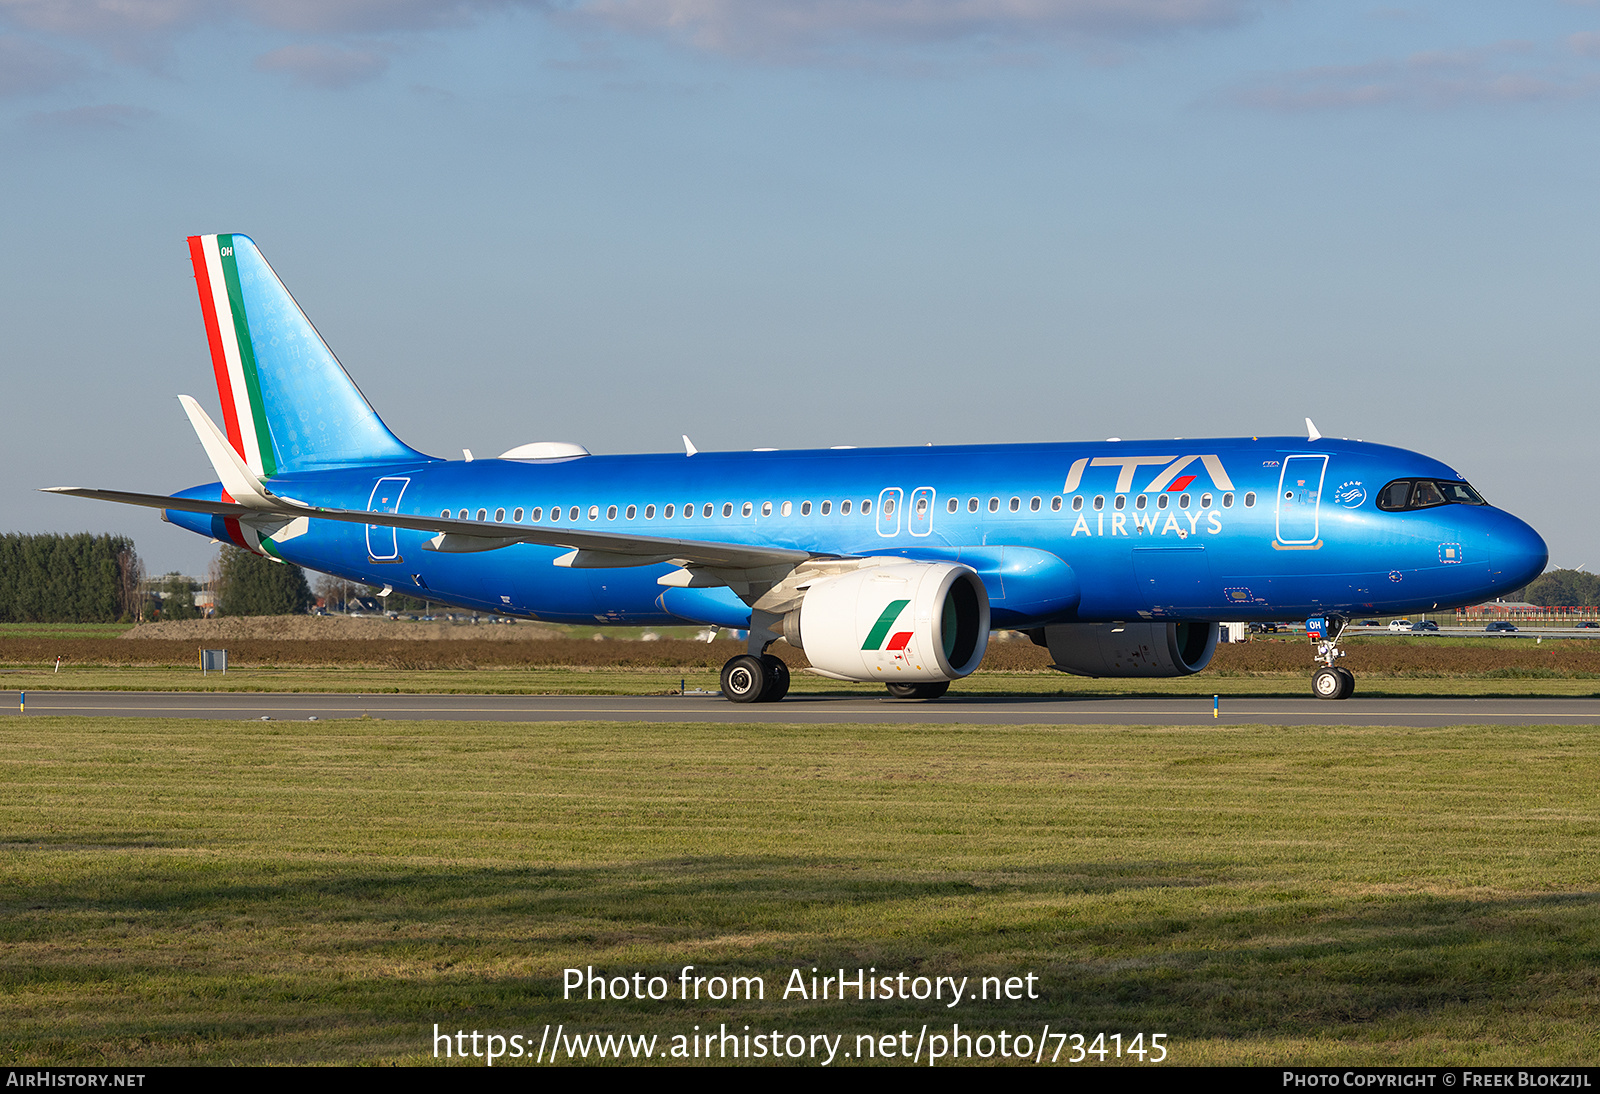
[{"xmin": 187, "ymin": 234, "xmax": 423, "ymax": 475}]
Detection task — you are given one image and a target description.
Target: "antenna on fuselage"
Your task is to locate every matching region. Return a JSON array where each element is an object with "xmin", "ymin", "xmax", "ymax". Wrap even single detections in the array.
[
  {"xmin": 1305, "ymin": 418, "xmax": 1321, "ymax": 442},
  {"xmin": 683, "ymin": 435, "xmax": 698, "ymax": 457}
]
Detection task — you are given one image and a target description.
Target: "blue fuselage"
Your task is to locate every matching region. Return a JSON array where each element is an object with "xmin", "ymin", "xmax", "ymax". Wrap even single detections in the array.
[{"xmin": 167, "ymin": 436, "xmax": 1547, "ymax": 628}]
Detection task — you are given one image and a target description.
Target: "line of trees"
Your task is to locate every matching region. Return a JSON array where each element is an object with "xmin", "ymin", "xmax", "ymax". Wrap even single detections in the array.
[
  {"xmin": 0, "ymin": 533, "xmax": 144, "ymax": 622},
  {"xmin": 1523, "ymin": 569, "xmax": 1600, "ymax": 607},
  {"xmin": 215, "ymin": 546, "xmax": 314, "ymax": 616}
]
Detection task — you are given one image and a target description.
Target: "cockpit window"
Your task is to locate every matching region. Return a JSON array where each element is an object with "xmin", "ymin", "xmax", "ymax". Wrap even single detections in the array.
[
  {"xmin": 1376, "ymin": 479, "xmax": 1488, "ymax": 511},
  {"xmin": 1378, "ymin": 481, "xmax": 1412, "ymax": 510},
  {"xmin": 1410, "ymin": 480, "xmax": 1445, "ymax": 509},
  {"xmin": 1438, "ymin": 481, "xmax": 1486, "ymax": 506}
]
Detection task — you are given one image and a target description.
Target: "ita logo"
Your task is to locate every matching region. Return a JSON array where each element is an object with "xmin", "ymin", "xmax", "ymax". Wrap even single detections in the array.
[{"xmin": 1333, "ymin": 480, "xmax": 1367, "ymax": 508}]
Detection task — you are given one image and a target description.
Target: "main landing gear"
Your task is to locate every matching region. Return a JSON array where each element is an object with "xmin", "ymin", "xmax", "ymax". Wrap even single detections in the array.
[
  {"xmin": 1307, "ymin": 614, "xmax": 1355, "ymax": 700},
  {"xmin": 885, "ymin": 681, "xmax": 950, "ymax": 700},
  {"xmin": 720, "ymin": 653, "xmax": 790, "ymax": 704}
]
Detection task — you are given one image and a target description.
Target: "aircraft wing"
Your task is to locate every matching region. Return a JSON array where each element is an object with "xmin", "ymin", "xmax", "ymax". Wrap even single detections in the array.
[{"xmin": 42, "ymin": 486, "xmax": 815, "ymax": 571}]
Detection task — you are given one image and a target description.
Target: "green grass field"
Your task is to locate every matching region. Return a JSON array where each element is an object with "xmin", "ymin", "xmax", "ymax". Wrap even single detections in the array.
[{"xmin": 2, "ymin": 715, "xmax": 1597, "ymax": 1066}]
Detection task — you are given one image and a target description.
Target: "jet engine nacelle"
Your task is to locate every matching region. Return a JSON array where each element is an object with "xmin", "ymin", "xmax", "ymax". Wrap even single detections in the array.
[
  {"xmin": 780, "ymin": 562, "xmax": 990, "ymax": 683},
  {"xmin": 1035, "ymin": 621, "xmax": 1219, "ymax": 677}
]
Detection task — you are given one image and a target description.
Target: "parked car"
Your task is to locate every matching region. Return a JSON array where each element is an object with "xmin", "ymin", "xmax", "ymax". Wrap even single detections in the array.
[
  {"xmin": 1485, "ymin": 621, "xmax": 1519, "ymax": 633},
  {"xmin": 1410, "ymin": 620, "xmax": 1439, "ymax": 632},
  {"xmin": 1359, "ymin": 619, "xmax": 1380, "ymax": 627},
  {"xmin": 1388, "ymin": 619, "xmax": 1412, "ymax": 632}
]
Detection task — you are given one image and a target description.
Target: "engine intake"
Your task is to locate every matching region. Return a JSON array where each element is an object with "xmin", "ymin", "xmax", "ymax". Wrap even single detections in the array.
[{"xmin": 780, "ymin": 562, "xmax": 990, "ymax": 683}]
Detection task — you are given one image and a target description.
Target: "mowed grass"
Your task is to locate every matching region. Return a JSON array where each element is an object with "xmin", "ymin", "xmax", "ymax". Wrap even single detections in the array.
[{"xmin": 2, "ymin": 716, "xmax": 1598, "ymax": 1066}]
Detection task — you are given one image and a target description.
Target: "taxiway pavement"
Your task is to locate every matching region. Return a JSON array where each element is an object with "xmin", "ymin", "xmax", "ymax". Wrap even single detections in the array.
[{"xmin": 11, "ymin": 691, "xmax": 1600, "ymax": 726}]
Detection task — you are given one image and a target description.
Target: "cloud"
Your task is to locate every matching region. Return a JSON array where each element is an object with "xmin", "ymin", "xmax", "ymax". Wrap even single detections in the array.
[
  {"xmin": 254, "ymin": 42, "xmax": 389, "ymax": 86},
  {"xmin": 574, "ymin": 0, "xmax": 1254, "ymax": 58},
  {"xmin": 0, "ymin": 0, "xmax": 544, "ymax": 83},
  {"xmin": 1230, "ymin": 41, "xmax": 1600, "ymax": 110},
  {"xmin": 0, "ymin": 34, "xmax": 88, "ymax": 95},
  {"xmin": 0, "ymin": 0, "xmax": 538, "ymax": 37},
  {"xmin": 29, "ymin": 102, "xmax": 155, "ymax": 128}
]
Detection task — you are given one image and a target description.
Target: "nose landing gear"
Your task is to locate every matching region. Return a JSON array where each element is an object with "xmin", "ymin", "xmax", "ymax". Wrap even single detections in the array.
[{"xmin": 1307, "ymin": 614, "xmax": 1354, "ymax": 700}]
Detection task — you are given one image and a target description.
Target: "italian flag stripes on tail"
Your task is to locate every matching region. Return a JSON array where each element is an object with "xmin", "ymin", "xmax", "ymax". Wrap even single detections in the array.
[{"xmin": 188, "ymin": 233, "xmax": 275, "ymax": 478}]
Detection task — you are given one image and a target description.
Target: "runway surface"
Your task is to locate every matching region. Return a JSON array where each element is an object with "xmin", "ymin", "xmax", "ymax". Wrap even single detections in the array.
[{"xmin": 12, "ymin": 690, "xmax": 1600, "ymax": 726}]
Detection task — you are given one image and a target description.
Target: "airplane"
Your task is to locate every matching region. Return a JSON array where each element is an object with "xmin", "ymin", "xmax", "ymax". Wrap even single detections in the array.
[{"xmin": 49, "ymin": 234, "xmax": 1549, "ymax": 703}]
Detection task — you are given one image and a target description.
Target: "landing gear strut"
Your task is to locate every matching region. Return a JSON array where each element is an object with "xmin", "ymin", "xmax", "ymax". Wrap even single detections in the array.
[{"xmin": 1307, "ymin": 614, "xmax": 1354, "ymax": 700}]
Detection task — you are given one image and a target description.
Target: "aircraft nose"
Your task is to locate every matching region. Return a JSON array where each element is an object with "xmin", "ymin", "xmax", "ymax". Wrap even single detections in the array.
[{"xmin": 1490, "ymin": 511, "xmax": 1548, "ymax": 592}]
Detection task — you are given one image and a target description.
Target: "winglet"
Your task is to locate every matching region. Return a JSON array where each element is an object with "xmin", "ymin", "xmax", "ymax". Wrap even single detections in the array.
[
  {"xmin": 178, "ymin": 395, "xmax": 278, "ymax": 509},
  {"xmin": 1305, "ymin": 418, "xmax": 1321, "ymax": 442}
]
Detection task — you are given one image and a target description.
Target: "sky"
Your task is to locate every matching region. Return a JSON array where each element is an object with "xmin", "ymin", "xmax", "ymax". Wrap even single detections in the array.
[{"xmin": 3, "ymin": 0, "xmax": 1598, "ymax": 577}]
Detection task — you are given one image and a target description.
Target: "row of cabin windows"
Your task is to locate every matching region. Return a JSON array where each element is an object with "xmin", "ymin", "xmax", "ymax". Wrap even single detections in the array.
[
  {"xmin": 442, "ymin": 491, "xmax": 1256, "ymax": 525},
  {"xmin": 1070, "ymin": 491, "xmax": 1254, "ymax": 512}
]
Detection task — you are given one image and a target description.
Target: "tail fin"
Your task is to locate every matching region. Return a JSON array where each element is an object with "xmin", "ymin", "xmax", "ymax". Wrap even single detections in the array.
[{"xmin": 187, "ymin": 233, "xmax": 423, "ymax": 476}]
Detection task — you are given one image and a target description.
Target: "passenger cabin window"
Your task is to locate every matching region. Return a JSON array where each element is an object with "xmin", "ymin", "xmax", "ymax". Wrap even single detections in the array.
[
  {"xmin": 723, "ymin": 503, "xmax": 734, "ymax": 517},
  {"xmin": 760, "ymin": 502, "xmax": 770, "ymax": 517},
  {"xmin": 531, "ymin": 507, "xmax": 542, "ymax": 521},
  {"xmin": 458, "ymin": 509, "xmax": 468, "ymax": 520},
  {"xmin": 1200, "ymin": 493, "xmax": 1212, "ymax": 509},
  {"xmin": 645, "ymin": 505, "xmax": 655, "ymax": 519},
  {"xmin": 664, "ymin": 504, "xmax": 675, "ymax": 518},
  {"xmin": 1051, "ymin": 496, "xmax": 1062, "ymax": 511},
  {"xmin": 842, "ymin": 500, "xmax": 852, "ymax": 515},
  {"xmin": 1135, "ymin": 495, "xmax": 1147, "ymax": 510},
  {"xmin": 947, "ymin": 498, "xmax": 958, "ymax": 513},
  {"xmin": 1114, "ymin": 496, "xmax": 1126, "ymax": 511},
  {"xmin": 802, "ymin": 501, "xmax": 812, "ymax": 515},
  {"xmin": 862, "ymin": 500, "xmax": 871, "ymax": 514},
  {"xmin": 1179, "ymin": 493, "xmax": 1190, "ymax": 509},
  {"xmin": 1222, "ymin": 493, "xmax": 1233, "ymax": 508},
  {"xmin": 703, "ymin": 503, "xmax": 713, "ymax": 517},
  {"xmin": 988, "ymin": 497, "xmax": 999, "ymax": 513},
  {"xmin": 440, "ymin": 509, "xmax": 450, "ymax": 518},
  {"xmin": 607, "ymin": 505, "xmax": 618, "ymax": 520},
  {"xmin": 569, "ymin": 506, "xmax": 580, "ymax": 521},
  {"xmin": 1157, "ymin": 494, "xmax": 1168, "ymax": 509},
  {"xmin": 1093, "ymin": 495, "xmax": 1104, "ymax": 510},
  {"xmin": 477, "ymin": 509, "xmax": 488, "ymax": 521},
  {"xmin": 1030, "ymin": 496, "xmax": 1041, "ymax": 512},
  {"xmin": 1009, "ymin": 497, "xmax": 1020, "ymax": 512},
  {"xmin": 1243, "ymin": 493, "xmax": 1256, "ymax": 508},
  {"xmin": 968, "ymin": 498, "xmax": 979, "ymax": 513},
  {"xmin": 513, "ymin": 508, "xmax": 524, "ymax": 522},
  {"xmin": 495, "ymin": 508, "xmax": 505, "ymax": 522},
  {"xmin": 1072, "ymin": 496, "xmax": 1083, "ymax": 511},
  {"xmin": 588, "ymin": 505, "xmax": 599, "ymax": 521},
  {"xmin": 821, "ymin": 501, "xmax": 831, "ymax": 515},
  {"xmin": 626, "ymin": 505, "xmax": 636, "ymax": 519}
]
